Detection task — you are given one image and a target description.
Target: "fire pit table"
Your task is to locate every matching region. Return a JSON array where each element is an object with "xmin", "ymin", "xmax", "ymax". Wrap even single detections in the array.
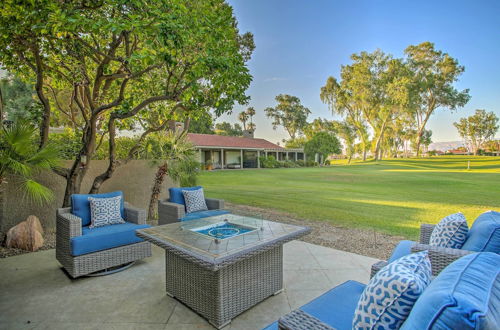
[{"xmin": 136, "ymin": 214, "xmax": 310, "ymax": 329}]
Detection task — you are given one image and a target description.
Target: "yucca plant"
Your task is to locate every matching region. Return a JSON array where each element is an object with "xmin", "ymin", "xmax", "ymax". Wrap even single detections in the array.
[
  {"xmin": 0, "ymin": 121, "xmax": 59, "ymax": 205},
  {"xmin": 145, "ymin": 130, "xmax": 199, "ymax": 220}
]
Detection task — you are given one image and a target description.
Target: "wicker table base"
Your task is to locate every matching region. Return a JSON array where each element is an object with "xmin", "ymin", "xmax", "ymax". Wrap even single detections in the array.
[{"xmin": 165, "ymin": 246, "xmax": 283, "ymax": 328}]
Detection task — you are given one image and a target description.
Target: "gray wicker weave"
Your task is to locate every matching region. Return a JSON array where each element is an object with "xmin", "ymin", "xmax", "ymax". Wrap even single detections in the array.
[
  {"xmin": 56, "ymin": 202, "xmax": 152, "ymax": 278},
  {"xmin": 370, "ymin": 223, "xmax": 474, "ymax": 278},
  {"xmin": 278, "ymin": 309, "xmax": 335, "ymax": 330},
  {"xmin": 158, "ymin": 197, "xmax": 224, "ymax": 225},
  {"xmin": 136, "ymin": 214, "xmax": 310, "ymax": 329}
]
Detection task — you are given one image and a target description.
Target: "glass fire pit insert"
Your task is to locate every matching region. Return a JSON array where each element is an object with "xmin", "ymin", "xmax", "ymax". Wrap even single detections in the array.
[{"xmin": 190, "ymin": 220, "xmax": 258, "ymax": 240}]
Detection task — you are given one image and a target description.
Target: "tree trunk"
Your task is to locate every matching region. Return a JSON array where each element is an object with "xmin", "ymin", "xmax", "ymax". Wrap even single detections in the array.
[
  {"xmin": 347, "ymin": 155, "xmax": 352, "ymax": 164},
  {"xmin": 148, "ymin": 163, "xmax": 168, "ymax": 220}
]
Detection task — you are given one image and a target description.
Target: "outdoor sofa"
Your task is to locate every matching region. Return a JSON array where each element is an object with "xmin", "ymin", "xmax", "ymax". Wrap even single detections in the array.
[
  {"xmin": 158, "ymin": 186, "xmax": 229, "ymax": 225},
  {"xmin": 371, "ymin": 210, "xmax": 500, "ymax": 277},
  {"xmin": 263, "ymin": 252, "xmax": 500, "ymax": 330},
  {"xmin": 56, "ymin": 191, "xmax": 152, "ymax": 278}
]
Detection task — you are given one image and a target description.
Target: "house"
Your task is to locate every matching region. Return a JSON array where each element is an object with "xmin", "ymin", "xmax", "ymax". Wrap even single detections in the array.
[{"xmin": 187, "ymin": 132, "xmax": 305, "ymax": 169}]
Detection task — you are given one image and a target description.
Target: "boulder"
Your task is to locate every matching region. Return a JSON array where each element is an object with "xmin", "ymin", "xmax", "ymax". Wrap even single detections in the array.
[{"xmin": 5, "ymin": 215, "xmax": 44, "ymax": 251}]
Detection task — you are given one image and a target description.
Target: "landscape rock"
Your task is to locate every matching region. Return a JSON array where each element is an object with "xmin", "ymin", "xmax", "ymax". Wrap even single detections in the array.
[{"xmin": 5, "ymin": 215, "xmax": 44, "ymax": 252}]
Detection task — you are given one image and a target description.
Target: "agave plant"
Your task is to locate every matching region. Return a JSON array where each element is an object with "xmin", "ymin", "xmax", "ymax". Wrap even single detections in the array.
[
  {"xmin": 145, "ymin": 130, "xmax": 199, "ymax": 220},
  {"xmin": 0, "ymin": 121, "xmax": 59, "ymax": 204}
]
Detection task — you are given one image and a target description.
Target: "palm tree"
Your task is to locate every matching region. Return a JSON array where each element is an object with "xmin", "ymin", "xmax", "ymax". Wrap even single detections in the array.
[
  {"xmin": 146, "ymin": 130, "xmax": 197, "ymax": 220},
  {"xmin": 0, "ymin": 121, "xmax": 59, "ymax": 204},
  {"xmin": 246, "ymin": 107, "xmax": 256, "ymax": 131},
  {"xmin": 238, "ymin": 111, "xmax": 249, "ymax": 130}
]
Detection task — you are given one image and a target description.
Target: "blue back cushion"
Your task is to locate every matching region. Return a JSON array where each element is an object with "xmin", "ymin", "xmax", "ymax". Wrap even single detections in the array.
[
  {"xmin": 168, "ymin": 186, "xmax": 201, "ymax": 206},
  {"xmin": 462, "ymin": 211, "xmax": 500, "ymax": 252},
  {"xmin": 401, "ymin": 252, "xmax": 500, "ymax": 330},
  {"xmin": 71, "ymin": 191, "xmax": 124, "ymax": 226},
  {"xmin": 388, "ymin": 240, "xmax": 414, "ymax": 263}
]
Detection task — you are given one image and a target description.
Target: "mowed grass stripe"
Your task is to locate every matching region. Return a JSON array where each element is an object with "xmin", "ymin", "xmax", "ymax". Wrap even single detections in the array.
[{"xmin": 199, "ymin": 156, "xmax": 500, "ymax": 239}]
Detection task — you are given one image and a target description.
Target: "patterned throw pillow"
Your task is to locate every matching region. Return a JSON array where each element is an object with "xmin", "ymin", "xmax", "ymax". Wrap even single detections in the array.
[
  {"xmin": 429, "ymin": 212, "xmax": 468, "ymax": 249},
  {"xmin": 88, "ymin": 195, "xmax": 125, "ymax": 228},
  {"xmin": 353, "ymin": 251, "xmax": 432, "ymax": 329},
  {"xmin": 182, "ymin": 188, "xmax": 208, "ymax": 213}
]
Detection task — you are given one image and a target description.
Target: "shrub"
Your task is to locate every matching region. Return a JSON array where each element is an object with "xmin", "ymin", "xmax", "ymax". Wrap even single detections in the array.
[
  {"xmin": 259, "ymin": 155, "xmax": 280, "ymax": 168},
  {"xmin": 295, "ymin": 159, "xmax": 305, "ymax": 167}
]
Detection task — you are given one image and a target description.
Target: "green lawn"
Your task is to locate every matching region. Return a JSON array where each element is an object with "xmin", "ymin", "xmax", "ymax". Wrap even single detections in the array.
[{"xmin": 199, "ymin": 156, "xmax": 500, "ymax": 239}]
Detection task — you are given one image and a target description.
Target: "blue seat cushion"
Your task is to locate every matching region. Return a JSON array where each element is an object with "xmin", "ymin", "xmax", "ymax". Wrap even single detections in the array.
[
  {"xmin": 168, "ymin": 186, "xmax": 202, "ymax": 206},
  {"xmin": 461, "ymin": 210, "xmax": 500, "ymax": 252},
  {"xmin": 180, "ymin": 209, "xmax": 230, "ymax": 221},
  {"xmin": 401, "ymin": 252, "xmax": 500, "ymax": 330},
  {"xmin": 262, "ymin": 281, "xmax": 366, "ymax": 330},
  {"xmin": 71, "ymin": 191, "xmax": 124, "ymax": 227},
  {"xmin": 71, "ymin": 222, "xmax": 151, "ymax": 256},
  {"xmin": 388, "ymin": 240, "xmax": 415, "ymax": 263}
]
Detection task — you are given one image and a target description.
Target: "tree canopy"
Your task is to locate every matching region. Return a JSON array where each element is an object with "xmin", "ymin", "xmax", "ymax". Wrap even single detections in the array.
[
  {"xmin": 454, "ymin": 110, "xmax": 499, "ymax": 155},
  {"xmin": 0, "ymin": 0, "xmax": 254, "ymax": 205},
  {"xmin": 265, "ymin": 94, "xmax": 311, "ymax": 139},
  {"xmin": 321, "ymin": 42, "xmax": 469, "ymax": 160},
  {"xmin": 304, "ymin": 131, "xmax": 341, "ymax": 163}
]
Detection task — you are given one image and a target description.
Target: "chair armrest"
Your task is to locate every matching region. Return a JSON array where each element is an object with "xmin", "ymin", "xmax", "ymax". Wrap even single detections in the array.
[
  {"xmin": 56, "ymin": 208, "xmax": 82, "ymax": 238},
  {"xmin": 205, "ymin": 198, "xmax": 224, "ymax": 210},
  {"xmin": 124, "ymin": 202, "xmax": 146, "ymax": 225},
  {"xmin": 370, "ymin": 260, "xmax": 388, "ymax": 279},
  {"xmin": 411, "ymin": 243, "xmax": 474, "ymax": 276},
  {"xmin": 419, "ymin": 224, "xmax": 435, "ymax": 244},
  {"xmin": 158, "ymin": 200, "xmax": 185, "ymax": 225},
  {"xmin": 279, "ymin": 309, "xmax": 336, "ymax": 330}
]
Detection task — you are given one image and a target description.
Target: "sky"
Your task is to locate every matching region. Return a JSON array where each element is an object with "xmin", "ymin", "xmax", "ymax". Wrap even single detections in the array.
[{"xmin": 220, "ymin": 0, "xmax": 500, "ymax": 144}]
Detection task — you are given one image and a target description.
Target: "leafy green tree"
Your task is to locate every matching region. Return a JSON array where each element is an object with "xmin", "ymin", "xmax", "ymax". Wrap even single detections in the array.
[
  {"xmin": 454, "ymin": 110, "xmax": 499, "ymax": 155},
  {"xmin": 0, "ymin": 121, "xmax": 59, "ymax": 204},
  {"xmin": 284, "ymin": 137, "xmax": 307, "ymax": 148},
  {"xmin": 332, "ymin": 121, "xmax": 357, "ymax": 164},
  {"xmin": 405, "ymin": 42, "xmax": 470, "ymax": 156},
  {"xmin": 187, "ymin": 111, "xmax": 215, "ymax": 134},
  {"xmin": 321, "ymin": 77, "xmax": 370, "ymax": 160},
  {"xmin": 0, "ymin": 0, "xmax": 253, "ymax": 206},
  {"xmin": 265, "ymin": 94, "xmax": 311, "ymax": 139},
  {"xmin": 215, "ymin": 122, "xmax": 243, "ymax": 136},
  {"xmin": 0, "ymin": 74, "xmax": 43, "ymax": 123},
  {"xmin": 304, "ymin": 132, "xmax": 341, "ymax": 164}
]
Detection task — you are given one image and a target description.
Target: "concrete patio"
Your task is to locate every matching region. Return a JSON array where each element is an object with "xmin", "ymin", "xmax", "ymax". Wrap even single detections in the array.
[{"xmin": 0, "ymin": 241, "xmax": 377, "ymax": 330}]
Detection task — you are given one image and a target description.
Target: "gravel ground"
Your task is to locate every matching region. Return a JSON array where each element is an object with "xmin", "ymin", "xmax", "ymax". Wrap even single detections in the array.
[
  {"xmin": 0, "ymin": 230, "xmax": 56, "ymax": 258},
  {"xmin": 226, "ymin": 203, "xmax": 404, "ymax": 260},
  {"xmin": 0, "ymin": 204, "xmax": 403, "ymax": 260}
]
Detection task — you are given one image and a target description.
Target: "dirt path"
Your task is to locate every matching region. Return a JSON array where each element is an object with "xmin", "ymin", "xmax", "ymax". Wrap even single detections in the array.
[{"xmin": 226, "ymin": 203, "xmax": 404, "ymax": 260}]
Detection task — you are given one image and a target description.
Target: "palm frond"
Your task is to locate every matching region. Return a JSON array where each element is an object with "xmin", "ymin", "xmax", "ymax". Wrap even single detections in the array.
[{"xmin": 21, "ymin": 179, "xmax": 55, "ymax": 205}]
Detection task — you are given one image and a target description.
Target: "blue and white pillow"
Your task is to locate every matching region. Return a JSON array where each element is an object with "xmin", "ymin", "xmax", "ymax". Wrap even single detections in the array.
[
  {"xmin": 353, "ymin": 251, "xmax": 432, "ymax": 329},
  {"xmin": 429, "ymin": 212, "xmax": 468, "ymax": 249},
  {"xmin": 182, "ymin": 188, "xmax": 208, "ymax": 213},
  {"xmin": 88, "ymin": 195, "xmax": 125, "ymax": 228}
]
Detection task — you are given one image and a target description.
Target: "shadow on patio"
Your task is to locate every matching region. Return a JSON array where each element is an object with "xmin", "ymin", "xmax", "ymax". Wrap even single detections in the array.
[{"xmin": 0, "ymin": 241, "xmax": 377, "ymax": 330}]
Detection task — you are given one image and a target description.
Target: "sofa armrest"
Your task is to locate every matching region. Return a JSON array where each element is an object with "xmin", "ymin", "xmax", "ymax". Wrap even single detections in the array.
[
  {"xmin": 124, "ymin": 202, "xmax": 146, "ymax": 225},
  {"xmin": 411, "ymin": 243, "xmax": 474, "ymax": 276},
  {"xmin": 158, "ymin": 200, "xmax": 185, "ymax": 225},
  {"xmin": 279, "ymin": 309, "xmax": 335, "ymax": 330},
  {"xmin": 205, "ymin": 198, "xmax": 224, "ymax": 210},
  {"xmin": 56, "ymin": 208, "xmax": 82, "ymax": 238},
  {"xmin": 419, "ymin": 224, "xmax": 435, "ymax": 244},
  {"xmin": 370, "ymin": 260, "xmax": 388, "ymax": 279}
]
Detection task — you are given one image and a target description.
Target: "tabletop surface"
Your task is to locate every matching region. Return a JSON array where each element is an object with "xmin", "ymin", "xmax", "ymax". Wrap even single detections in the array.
[{"xmin": 136, "ymin": 214, "xmax": 310, "ymax": 264}]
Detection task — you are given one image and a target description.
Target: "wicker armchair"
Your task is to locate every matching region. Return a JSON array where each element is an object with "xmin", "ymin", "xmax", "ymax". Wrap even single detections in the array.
[
  {"xmin": 158, "ymin": 197, "xmax": 225, "ymax": 225},
  {"xmin": 56, "ymin": 202, "xmax": 152, "ymax": 278},
  {"xmin": 370, "ymin": 223, "xmax": 474, "ymax": 278}
]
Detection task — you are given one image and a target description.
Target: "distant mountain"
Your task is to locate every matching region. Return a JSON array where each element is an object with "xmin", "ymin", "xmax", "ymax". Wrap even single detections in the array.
[{"xmin": 428, "ymin": 141, "xmax": 465, "ymax": 152}]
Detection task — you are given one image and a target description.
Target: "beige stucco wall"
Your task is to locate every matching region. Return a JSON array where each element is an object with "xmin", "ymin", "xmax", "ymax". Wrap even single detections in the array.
[{"xmin": 1, "ymin": 160, "xmax": 175, "ymax": 233}]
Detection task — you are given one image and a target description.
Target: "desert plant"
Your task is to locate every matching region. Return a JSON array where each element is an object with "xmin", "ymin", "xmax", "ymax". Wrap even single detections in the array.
[
  {"xmin": 0, "ymin": 121, "xmax": 59, "ymax": 204},
  {"xmin": 145, "ymin": 130, "xmax": 197, "ymax": 220}
]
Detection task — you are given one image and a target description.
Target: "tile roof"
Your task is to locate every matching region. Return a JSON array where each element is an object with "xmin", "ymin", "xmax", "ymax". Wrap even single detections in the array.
[{"xmin": 187, "ymin": 133, "xmax": 283, "ymax": 149}]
